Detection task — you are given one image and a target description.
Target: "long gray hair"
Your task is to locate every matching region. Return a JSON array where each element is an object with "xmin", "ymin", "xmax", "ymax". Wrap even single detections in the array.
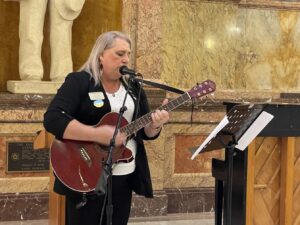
[{"xmin": 79, "ymin": 31, "xmax": 131, "ymax": 85}]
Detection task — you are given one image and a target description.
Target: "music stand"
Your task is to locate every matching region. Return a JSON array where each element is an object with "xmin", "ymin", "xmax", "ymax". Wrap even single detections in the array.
[{"xmin": 191, "ymin": 103, "xmax": 274, "ymax": 225}]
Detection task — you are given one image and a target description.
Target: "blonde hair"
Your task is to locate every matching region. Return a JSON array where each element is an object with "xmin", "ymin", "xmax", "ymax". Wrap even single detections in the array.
[{"xmin": 79, "ymin": 31, "xmax": 131, "ymax": 85}]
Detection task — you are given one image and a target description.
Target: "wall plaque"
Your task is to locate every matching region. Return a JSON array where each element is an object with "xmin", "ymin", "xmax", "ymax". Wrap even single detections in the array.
[{"xmin": 6, "ymin": 142, "xmax": 49, "ymax": 172}]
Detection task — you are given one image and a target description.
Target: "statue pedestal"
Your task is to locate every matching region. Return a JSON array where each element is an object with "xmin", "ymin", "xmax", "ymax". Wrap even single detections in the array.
[{"xmin": 7, "ymin": 80, "xmax": 63, "ymax": 94}]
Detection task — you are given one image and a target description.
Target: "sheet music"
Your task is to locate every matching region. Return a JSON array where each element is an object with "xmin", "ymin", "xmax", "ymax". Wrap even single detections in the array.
[
  {"xmin": 191, "ymin": 116, "xmax": 229, "ymax": 160},
  {"xmin": 235, "ymin": 111, "xmax": 274, "ymax": 151}
]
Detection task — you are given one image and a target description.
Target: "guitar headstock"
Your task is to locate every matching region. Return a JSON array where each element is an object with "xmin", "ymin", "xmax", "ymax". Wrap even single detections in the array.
[{"xmin": 188, "ymin": 80, "xmax": 216, "ymax": 98}]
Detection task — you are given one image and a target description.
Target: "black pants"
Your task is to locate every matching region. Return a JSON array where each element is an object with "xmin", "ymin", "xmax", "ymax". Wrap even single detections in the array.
[{"xmin": 65, "ymin": 175, "xmax": 132, "ymax": 225}]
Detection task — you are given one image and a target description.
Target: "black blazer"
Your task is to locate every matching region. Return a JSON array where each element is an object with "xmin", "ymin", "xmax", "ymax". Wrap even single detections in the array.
[{"xmin": 44, "ymin": 71, "xmax": 159, "ymax": 198}]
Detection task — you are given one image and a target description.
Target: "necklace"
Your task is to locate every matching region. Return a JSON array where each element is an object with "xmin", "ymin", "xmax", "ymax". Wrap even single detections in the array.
[
  {"xmin": 107, "ymin": 84, "xmax": 123, "ymax": 98},
  {"xmin": 102, "ymin": 81, "xmax": 121, "ymax": 98}
]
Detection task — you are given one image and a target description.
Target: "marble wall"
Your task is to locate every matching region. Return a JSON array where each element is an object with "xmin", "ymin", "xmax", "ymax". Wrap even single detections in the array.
[
  {"xmin": 160, "ymin": 1, "xmax": 300, "ymax": 91},
  {"xmin": 0, "ymin": 94, "xmax": 50, "ymax": 221},
  {"xmin": 2, "ymin": 0, "xmax": 300, "ymax": 91},
  {"xmin": 0, "ymin": 94, "xmax": 50, "ymax": 194}
]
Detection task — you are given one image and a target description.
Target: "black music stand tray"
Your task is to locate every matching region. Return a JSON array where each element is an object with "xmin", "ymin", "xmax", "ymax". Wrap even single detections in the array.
[{"xmin": 192, "ymin": 103, "xmax": 274, "ymax": 225}]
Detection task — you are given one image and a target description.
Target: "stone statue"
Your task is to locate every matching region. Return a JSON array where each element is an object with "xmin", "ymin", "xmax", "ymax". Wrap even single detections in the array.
[{"xmin": 5, "ymin": 0, "xmax": 85, "ymax": 81}]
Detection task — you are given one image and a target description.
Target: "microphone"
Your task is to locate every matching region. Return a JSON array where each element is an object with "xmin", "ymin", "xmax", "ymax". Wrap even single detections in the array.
[{"xmin": 119, "ymin": 66, "xmax": 138, "ymax": 76}]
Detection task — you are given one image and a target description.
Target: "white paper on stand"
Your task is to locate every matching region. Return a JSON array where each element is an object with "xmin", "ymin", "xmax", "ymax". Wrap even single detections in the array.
[
  {"xmin": 191, "ymin": 116, "xmax": 229, "ymax": 160},
  {"xmin": 235, "ymin": 111, "xmax": 274, "ymax": 151}
]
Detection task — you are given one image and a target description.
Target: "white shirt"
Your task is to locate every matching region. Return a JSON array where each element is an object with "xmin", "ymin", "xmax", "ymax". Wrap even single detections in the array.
[{"xmin": 106, "ymin": 84, "xmax": 137, "ymax": 175}]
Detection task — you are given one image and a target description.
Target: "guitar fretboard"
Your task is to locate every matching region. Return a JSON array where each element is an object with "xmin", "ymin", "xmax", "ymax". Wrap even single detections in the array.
[{"xmin": 120, "ymin": 92, "xmax": 190, "ymax": 137}]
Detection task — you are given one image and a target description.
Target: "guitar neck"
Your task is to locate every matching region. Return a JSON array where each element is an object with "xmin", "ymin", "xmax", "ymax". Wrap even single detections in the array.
[{"xmin": 120, "ymin": 92, "xmax": 191, "ymax": 136}]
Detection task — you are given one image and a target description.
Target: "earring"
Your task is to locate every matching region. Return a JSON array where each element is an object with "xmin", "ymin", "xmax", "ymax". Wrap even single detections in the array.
[{"xmin": 99, "ymin": 64, "xmax": 103, "ymax": 77}]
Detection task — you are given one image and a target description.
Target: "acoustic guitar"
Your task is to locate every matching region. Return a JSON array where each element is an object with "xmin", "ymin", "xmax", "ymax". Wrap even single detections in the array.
[{"xmin": 50, "ymin": 80, "xmax": 216, "ymax": 192}]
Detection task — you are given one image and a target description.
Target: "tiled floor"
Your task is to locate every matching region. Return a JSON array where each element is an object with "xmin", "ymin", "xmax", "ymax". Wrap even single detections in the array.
[
  {"xmin": 129, "ymin": 213, "xmax": 214, "ymax": 225},
  {"xmin": 0, "ymin": 213, "xmax": 214, "ymax": 225}
]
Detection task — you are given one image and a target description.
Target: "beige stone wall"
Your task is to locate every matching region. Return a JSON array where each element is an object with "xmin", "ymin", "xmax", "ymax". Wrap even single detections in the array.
[
  {"xmin": 123, "ymin": 0, "xmax": 300, "ymax": 91},
  {"xmin": 162, "ymin": 1, "xmax": 300, "ymax": 91},
  {"xmin": 2, "ymin": 0, "xmax": 300, "ymax": 91},
  {"xmin": 121, "ymin": 0, "xmax": 300, "ymax": 192},
  {"xmin": 0, "ymin": 108, "xmax": 47, "ymax": 193}
]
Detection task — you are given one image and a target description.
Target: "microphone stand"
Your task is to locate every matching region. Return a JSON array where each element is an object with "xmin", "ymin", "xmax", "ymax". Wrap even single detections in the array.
[{"xmin": 95, "ymin": 75, "xmax": 135, "ymax": 225}]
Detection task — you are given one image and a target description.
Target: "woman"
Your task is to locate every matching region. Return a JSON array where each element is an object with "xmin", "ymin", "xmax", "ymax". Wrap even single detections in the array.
[{"xmin": 44, "ymin": 31, "xmax": 169, "ymax": 225}]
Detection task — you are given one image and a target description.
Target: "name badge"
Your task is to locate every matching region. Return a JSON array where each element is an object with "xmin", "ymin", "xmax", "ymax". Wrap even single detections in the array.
[{"xmin": 89, "ymin": 92, "xmax": 105, "ymax": 100}]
